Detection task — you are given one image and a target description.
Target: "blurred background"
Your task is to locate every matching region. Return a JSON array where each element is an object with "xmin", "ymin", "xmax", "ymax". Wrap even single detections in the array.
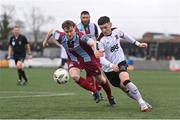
[{"xmin": 0, "ymin": 0, "xmax": 180, "ymax": 70}]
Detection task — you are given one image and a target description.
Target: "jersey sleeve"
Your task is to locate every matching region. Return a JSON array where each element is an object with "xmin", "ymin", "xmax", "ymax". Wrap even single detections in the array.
[
  {"xmin": 100, "ymin": 56, "xmax": 112, "ymax": 67},
  {"xmin": 52, "ymin": 29, "xmax": 62, "ymax": 43},
  {"xmin": 118, "ymin": 29, "xmax": 136, "ymax": 43},
  {"xmin": 78, "ymin": 32, "xmax": 91, "ymax": 43},
  {"xmin": 119, "ymin": 30, "xmax": 125, "ymax": 38},
  {"xmin": 52, "ymin": 30, "xmax": 61, "ymax": 40},
  {"xmin": 96, "ymin": 40, "xmax": 105, "ymax": 51}
]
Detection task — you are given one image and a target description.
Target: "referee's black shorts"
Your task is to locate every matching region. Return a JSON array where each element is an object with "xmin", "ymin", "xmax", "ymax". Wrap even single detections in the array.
[
  {"xmin": 13, "ymin": 54, "xmax": 26, "ymax": 64},
  {"xmin": 104, "ymin": 60, "xmax": 128, "ymax": 87}
]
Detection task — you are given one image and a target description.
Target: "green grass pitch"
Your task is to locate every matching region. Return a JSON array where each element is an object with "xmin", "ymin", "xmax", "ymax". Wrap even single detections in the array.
[{"xmin": 0, "ymin": 68, "xmax": 180, "ymax": 119}]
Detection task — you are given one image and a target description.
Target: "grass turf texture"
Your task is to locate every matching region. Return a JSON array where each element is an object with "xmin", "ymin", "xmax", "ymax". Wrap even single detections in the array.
[{"xmin": 0, "ymin": 68, "xmax": 180, "ymax": 119}]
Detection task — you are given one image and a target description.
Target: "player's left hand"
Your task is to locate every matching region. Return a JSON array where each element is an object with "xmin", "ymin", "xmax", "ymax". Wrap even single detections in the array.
[{"xmin": 138, "ymin": 43, "xmax": 148, "ymax": 48}]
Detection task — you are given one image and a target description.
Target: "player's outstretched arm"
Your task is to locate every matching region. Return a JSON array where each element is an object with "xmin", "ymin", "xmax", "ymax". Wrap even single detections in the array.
[
  {"xmin": 122, "ymin": 32, "xmax": 148, "ymax": 48},
  {"xmin": 43, "ymin": 30, "xmax": 53, "ymax": 48},
  {"xmin": 122, "ymin": 32, "xmax": 136, "ymax": 44},
  {"xmin": 43, "ymin": 29, "xmax": 62, "ymax": 48}
]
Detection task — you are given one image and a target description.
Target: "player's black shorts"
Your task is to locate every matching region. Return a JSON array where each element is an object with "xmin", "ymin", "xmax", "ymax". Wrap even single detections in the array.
[
  {"xmin": 104, "ymin": 60, "xmax": 128, "ymax": 87},
  {"xmin": 13, "ymin": 54, "xmax": 26, "ymax": 64}
]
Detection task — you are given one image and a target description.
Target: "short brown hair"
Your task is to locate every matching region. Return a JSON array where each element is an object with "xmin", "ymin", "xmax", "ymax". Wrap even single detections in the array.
[{"xmin": 62, "ymin": 20, "xmax": 76, "ymax": 29}]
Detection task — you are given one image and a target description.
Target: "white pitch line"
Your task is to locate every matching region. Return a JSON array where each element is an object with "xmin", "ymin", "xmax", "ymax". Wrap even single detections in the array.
[
  {"xmin": 0, "ymin": 91, "xmax": 55, "ymax": 94},
  {"xmin": 0, "ymin": 93, "xmax": 75, "ymax": 99}
]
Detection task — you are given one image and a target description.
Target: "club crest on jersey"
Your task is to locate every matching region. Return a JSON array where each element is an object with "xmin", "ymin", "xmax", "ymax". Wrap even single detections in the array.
[{"xmin": 12, "ymin": 41, "xmax": 15, "ymax": 46}]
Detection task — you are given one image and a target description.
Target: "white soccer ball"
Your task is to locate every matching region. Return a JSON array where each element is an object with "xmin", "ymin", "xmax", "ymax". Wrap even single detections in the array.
[{"xmin": 53, "ymin": 68, "xmax": 69, "ymax": 84}]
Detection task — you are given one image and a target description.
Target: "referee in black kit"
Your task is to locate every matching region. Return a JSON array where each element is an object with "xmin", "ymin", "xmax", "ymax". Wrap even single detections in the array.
[{"xmin": 8, "ymin": 25, "xmax": 32, "ymax": 85}]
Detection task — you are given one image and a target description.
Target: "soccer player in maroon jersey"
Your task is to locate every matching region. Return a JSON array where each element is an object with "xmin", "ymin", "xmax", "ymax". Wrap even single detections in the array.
[
  {"xmin": 77, "ymin": 11, "xmax": 103, "ymax": 100},
  {"xmin": 43, "ymin": 20, "xmax": 115, "ymax": 105}
]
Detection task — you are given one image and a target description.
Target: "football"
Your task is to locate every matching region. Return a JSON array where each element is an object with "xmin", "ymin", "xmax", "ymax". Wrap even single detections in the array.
[{"xmin": 53, "ymin": 68, "xmax": 69, "ymax": 84}]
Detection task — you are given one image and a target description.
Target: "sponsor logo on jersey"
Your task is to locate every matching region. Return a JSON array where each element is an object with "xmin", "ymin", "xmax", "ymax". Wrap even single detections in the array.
[{"xmin": 110, "ymin": 44, "xmax": 119, "ymax": 52}]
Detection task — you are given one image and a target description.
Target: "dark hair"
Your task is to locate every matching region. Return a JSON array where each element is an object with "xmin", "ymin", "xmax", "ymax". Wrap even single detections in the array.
[
  {"xmin": 80, "ymin": 11, "xmax": 90, "ymax": 16},
  {"xmin": 98, "ymin": 16, "xmax": 110, "ymax": 25},
  {"xmin": 62, "ymin": 20, "xmax": 76, "ymax": 29}
]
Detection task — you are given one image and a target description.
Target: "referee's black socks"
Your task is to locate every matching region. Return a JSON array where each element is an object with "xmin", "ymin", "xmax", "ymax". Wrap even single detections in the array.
[
  {"xmin": 17, "ymin": 69, "xmax": 28, "ymax": 82},
  {"xmin": 17, "ymin": 69, "xmax": 22, "ymax": 80},
  {"xmin": 21, "ymin": 70, "xmax": 28, "ymax": 82}
]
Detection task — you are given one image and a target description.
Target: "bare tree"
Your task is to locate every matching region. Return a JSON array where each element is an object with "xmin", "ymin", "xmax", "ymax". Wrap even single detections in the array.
[
  {"xmin": 0, "ymin": 4, "xmax": 15, "ymax": 41},
  {"xmin": 25, "ymin": 7, "xmax": 54, "ymax": 43}
]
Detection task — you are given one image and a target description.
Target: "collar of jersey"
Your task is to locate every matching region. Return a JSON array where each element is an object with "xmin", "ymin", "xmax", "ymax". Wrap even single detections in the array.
[{"xmin": 65, "ymin": 33, "xmax": 77, "ymax": 42}]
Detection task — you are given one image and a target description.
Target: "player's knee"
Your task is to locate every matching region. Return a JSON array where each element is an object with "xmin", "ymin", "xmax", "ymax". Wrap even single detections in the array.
[
  {"xmin": 16, "ymin": 62, "xmax": 23, "ymax": 69},
  {"xmin": 119, "ymin": 72, "xmax": 129, "ymax": 82}
]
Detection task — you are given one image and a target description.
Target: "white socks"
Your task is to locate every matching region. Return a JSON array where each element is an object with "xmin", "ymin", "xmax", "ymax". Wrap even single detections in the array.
[{"xmin": 125, "ymin": 81, "xmax": 145, "ymax": 105}]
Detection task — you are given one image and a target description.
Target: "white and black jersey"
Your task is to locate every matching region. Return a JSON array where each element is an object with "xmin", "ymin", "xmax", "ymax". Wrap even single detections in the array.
[{"xmin": 97, "ymin": 28, "xmax": 137, "ymax": 72}]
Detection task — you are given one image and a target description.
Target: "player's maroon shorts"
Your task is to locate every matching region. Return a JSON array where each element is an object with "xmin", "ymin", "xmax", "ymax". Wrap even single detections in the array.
[{"xmin": 67, "ymin": 58, "xmax": 101, "ymax": 76}]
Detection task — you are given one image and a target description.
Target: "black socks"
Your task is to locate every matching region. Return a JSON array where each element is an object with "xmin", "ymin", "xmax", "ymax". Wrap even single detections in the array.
[{"xmin": 17, "ymin": 69, "xmax": 28, "ymax": 82}]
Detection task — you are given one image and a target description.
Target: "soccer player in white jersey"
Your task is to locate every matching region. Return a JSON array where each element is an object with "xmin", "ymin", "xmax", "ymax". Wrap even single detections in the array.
[{"xmin": 96, "ymin": 16, "xmax": 152, "ymax": 112}]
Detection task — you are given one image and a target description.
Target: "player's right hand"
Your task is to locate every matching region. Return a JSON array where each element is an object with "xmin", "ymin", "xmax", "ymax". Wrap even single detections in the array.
[
  {"xmin": 139, "ymin": 42, "xmax": 148, "ymax": 48},
  {"xmin": 43, "ymin": 41, "xmax": 49, "ymax": 48}
]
